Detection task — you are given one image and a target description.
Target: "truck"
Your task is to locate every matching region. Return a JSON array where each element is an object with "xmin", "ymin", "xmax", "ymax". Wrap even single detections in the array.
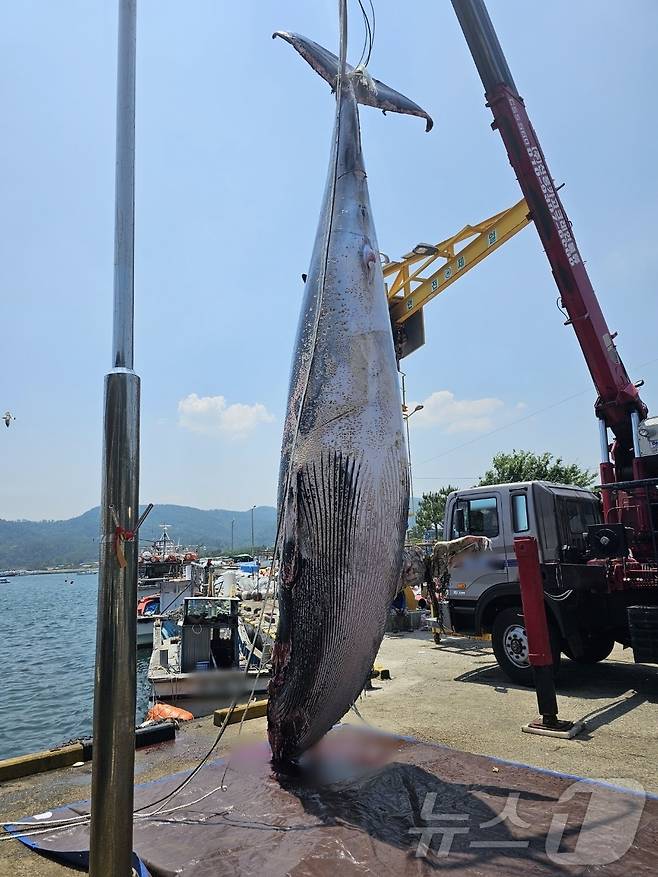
[{"xmin": 441, "ymin": 480, "xmax": 644, "ymax": 684}]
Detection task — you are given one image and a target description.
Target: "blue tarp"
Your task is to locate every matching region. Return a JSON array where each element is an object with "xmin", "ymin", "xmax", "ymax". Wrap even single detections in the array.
[{"xmin": 239, "ymin": 562, "xmax": 259, "ymax": 574}]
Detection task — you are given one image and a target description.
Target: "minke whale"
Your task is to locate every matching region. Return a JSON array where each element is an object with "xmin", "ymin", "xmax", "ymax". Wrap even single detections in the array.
[{"xmin": 268, "ymin": 30, "xmax": 432, "ymax": 764}]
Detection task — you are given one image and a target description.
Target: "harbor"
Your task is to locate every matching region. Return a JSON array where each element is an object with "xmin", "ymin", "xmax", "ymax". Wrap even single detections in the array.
[
  {"xmin": 2, "ymin": 0, "xmax": 658, "ymax": 874},
  {"xmin": 0, "ymin": 561, "xmax": 274, "ymax": 760}
]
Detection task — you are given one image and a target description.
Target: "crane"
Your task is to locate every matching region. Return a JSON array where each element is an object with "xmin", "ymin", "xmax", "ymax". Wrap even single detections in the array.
[
  {"xmin": 450, "ymin": 0, "xmax": 658, "ymax": 566},
  {"xmin": 450, "ymin": 0, "xmax": 655, "ymax": 504},
  {"xmin": 385, "ymin": 198, "xmax": 530, "ymax": 359},
  {"xmin": 385, "ymin": 0, "xmax": 657, "ymax": 572},
  {"xmin": 395, "ymin": 2, "xmax": 658, "ymax": 725},
  {"xmin": 386, "ymin": 1, "xmax": 657, "ymax": 571},
  {"xmin": 443, "ymin": 0, "xmax": 658, "ymax": 724}
]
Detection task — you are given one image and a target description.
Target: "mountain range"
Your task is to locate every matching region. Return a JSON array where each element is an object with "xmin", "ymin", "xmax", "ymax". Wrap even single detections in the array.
[{"xmin": 0, "ymin": 504, "xmax": 278, "ymax": 570}]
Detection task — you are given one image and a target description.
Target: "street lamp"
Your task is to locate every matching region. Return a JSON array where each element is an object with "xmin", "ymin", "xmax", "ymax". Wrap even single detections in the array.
[
  {"xmin": 400, "ymin": 372, "xmax": 424, "ymax": 519},
  {"xmin": 231, "ymin": 518, "xmax": 235, "ymax": 552},
  {"xmin": 250, "ymin": 505, "xmax": 256, "ymax": 560}
]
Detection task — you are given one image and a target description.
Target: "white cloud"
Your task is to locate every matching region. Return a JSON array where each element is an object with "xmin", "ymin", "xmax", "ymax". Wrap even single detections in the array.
[
  {"xmin": 410, "ymin": 389, "xmax": 504, "ymax": 434},
  {"xmin": 178, "ymin": 393, "xmax": 275, "ymax": 439}
]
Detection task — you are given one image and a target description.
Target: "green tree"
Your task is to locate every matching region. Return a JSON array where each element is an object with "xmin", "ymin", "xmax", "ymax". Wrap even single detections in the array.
[
  {"xmin": 410, "ymin": 486, "xmax": 457, "ymax": 541},
  {"xmin": 478, "ymin": 450, "xmax": 594, "ymax": 488}
]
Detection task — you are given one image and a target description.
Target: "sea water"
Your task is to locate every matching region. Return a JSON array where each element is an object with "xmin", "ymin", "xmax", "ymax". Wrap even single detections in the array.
[{"xmin": 0, "ymin": 572, "xmax": 151, "ymax": 760}]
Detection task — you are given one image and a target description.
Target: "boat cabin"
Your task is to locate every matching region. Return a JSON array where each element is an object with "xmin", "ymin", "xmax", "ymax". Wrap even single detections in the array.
[{"xmin": 180, "ymin": 596, "xmax": 240, "ymax": 673}]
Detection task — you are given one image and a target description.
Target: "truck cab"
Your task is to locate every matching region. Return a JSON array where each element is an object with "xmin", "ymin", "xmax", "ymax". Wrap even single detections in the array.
[{"xmin": 442, "ymin": 481, "xmax": 607, "ymax": 683}]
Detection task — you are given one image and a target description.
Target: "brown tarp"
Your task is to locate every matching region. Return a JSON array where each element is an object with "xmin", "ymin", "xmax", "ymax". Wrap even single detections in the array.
[{"xmin": 6, "ymin": 725, "xmax": 657, "ymax": 875}]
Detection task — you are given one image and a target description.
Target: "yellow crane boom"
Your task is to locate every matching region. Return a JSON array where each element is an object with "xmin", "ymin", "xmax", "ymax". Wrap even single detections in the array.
[{"xmin": 385, "ymin": 198, "xmax": 530, "ymax": 358}]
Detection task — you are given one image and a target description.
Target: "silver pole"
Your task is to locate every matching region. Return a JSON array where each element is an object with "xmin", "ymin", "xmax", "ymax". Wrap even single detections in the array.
[
  {"xmin": 90, "ymin": 2, "xmax": 139, "ymax": 875},
  {"xmin": 405, "ymin": 414, "xmax": 415, "ymax": 518},
  {"xmin": 630, "ymin": 410, "xmax": 642, "ymax": 459},
  {"xmin": 400, "ymin": 371, "xmax": 415, "ymax": 518},
  {"xmin": 112, "ymin": 0, "xmax": 136, "ymax": 370},
  {"xmin": 598, "ymin": 419, "xmax": 610, "ymax": 464},
  {"xmin": 451, "ymin": 0, "xmax": 519, "ymax": 96}
]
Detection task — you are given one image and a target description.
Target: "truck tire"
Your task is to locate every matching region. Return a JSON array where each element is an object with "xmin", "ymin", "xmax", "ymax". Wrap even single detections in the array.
[
  {"xmin": 563, "ymin": 633, "xmax": 615, "ymax": 664},
  {"xmin": 492, "ymin": 607, "xmax": 561, "ymax": 686}
]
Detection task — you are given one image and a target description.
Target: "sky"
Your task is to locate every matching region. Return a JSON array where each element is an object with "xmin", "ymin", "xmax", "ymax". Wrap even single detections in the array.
[{"xmin": 1, "ymin": 0, "xmax": 657, "ymax": 521}]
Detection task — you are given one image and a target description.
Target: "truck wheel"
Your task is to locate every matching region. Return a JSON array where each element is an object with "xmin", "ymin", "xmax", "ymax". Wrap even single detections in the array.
[
  {"xmin": 564, "ymin": 634, "xmax": 615, "ymax": 664},
  {"xmin": 492, "ymin": 607, "xmax": 561, "ymax": 686}
]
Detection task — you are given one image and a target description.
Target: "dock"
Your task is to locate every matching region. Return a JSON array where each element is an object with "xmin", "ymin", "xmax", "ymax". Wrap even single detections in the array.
[{"xmin": 2, "ymin": 631, "xmax": 656, "ymax": 874}]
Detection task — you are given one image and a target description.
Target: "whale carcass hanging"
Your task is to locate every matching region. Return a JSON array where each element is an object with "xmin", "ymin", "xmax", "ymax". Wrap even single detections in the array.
[{"xmin": 268, "ymin": 27, "xmax": 432, "ymax": 764}]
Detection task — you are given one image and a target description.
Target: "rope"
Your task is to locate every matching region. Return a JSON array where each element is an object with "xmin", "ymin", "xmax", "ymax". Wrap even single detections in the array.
[{"xmin": 355, "ymin": 0, "xmax": 375, "ymax": 69}]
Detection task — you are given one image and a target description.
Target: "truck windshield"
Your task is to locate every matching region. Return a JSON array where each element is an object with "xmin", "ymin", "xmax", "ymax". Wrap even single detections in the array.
[{"xmin": 452, "ymin": 496, "xmax": 499, "ymax": 538}]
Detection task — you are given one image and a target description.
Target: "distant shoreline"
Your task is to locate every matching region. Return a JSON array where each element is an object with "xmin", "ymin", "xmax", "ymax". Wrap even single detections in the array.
[{"xmin": 1, "ymin": 567, "xmax": 99, "ymax": 577}]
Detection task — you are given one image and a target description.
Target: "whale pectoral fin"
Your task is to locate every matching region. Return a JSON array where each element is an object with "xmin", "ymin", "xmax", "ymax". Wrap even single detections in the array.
[
  {"xmin": 273, "ymin": 31, "xmax": 343, "ymax": 90},
  {"xmin": 273, "ymin": 31, "xmax": 433, "ymax": 131},
  {"xmin": 352, "ymin": 72, "xmax": 433, "ymax": 132}
]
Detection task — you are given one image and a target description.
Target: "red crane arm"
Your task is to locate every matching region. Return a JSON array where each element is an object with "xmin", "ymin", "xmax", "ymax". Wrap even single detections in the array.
[
  {"xmin": 451, "ymin": 0, "xmax": 647, "ymax": 449},
  {"xmin": 486, "ymin": 84, "xmax": 645, "ymax": 437}
]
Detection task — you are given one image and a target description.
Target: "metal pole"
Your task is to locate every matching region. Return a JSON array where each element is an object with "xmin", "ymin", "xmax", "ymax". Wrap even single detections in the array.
[
  {"xmin": 231, "ymin": 518, "xmax": 235, "ymax": 552},
  {"xmin": 450, "ymin": 0, "xmax": 518, "ymax": 96},
  {"xmin": 405, "ymin": 414, "xmax": 415, "ymax": 517},
  {"xmin": 90, "ymin": 3, "xmax": 139, "ymax": 875},
  {"xmin": 598, "ymin": 419, "xmax": 615, "ymax": 520},
  {"xmin": 598, "ymin": 418, "xmax": 610, "ymax": 463},
  {"xmin": 630, "ymin": 410, "xmax": 642, "ymax": 459},
  {"xmin": 514, "ymin": 537, "xmax": 578, "ymax": 736},
  {"xmin": 400, "ymin": 371, "xmax": 415, "ymax": 518},
  {"xmin": 251, "ymin": 506, "xmax": 255, "ymax": 558},
  {"xmin": 112, "ymin": 0, "xmax": 136, "ymax": 371}
]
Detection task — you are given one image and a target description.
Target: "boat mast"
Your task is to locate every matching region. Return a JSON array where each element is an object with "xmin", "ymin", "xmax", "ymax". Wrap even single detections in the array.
[
  {"xmin": 159, "ymin": 522, "xmax": 173, "ymax": 556},
  {"xmin": 89, "ymin": 2, "xmax": 140, "ymax": 875}
]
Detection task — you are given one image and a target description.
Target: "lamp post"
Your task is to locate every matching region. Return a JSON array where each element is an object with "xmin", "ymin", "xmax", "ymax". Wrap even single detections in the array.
[
  {"xmin": 231, "ymin": 518, "xmax": 235, "ymax": 552},
  {"xmin": 251, "ymin": 506, "xmax": 256, "ymax": 559},
  {"xmin": 400, "ymin": 372, "xmax": 424, "ymax": 519}
]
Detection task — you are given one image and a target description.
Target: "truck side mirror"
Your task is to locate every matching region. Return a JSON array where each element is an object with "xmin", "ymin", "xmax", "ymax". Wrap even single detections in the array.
[{"xmin": 455, "ymin": 508, "xmax": 465, "ymax": 535}]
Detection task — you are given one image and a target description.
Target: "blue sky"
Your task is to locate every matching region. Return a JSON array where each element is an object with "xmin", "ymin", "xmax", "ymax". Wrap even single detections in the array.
[{"xmin": 1, "ymin": 0, "xmax": 657, "ymax": 520}]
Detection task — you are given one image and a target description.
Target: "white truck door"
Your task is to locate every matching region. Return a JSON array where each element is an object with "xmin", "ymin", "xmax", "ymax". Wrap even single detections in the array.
[{"xmin": 449, "ymin": 491, "xmax": 510, "ymax": 599}]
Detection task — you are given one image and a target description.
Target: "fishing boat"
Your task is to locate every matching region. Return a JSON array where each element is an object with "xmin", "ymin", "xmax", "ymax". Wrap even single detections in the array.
[
  {"xmin": 147, "ymin": 596, "xmax": 271, "ymax": 716},
  {"xmin": 136, "ymin": 575, "xmax": 201, "ymax": 649},
  {"xmin": 138, "ymin": 524, "xmax": 197, "ymax": 593},
  {"xmin": 136, "ymin": 593, "xmax": 161, "ymax": 648}
]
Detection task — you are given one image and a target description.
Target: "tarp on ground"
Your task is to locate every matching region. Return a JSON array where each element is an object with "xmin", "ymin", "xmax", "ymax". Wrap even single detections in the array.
[{"xmin": 4, "ymin": 725, "xmax": 657, "ymax": 876}]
